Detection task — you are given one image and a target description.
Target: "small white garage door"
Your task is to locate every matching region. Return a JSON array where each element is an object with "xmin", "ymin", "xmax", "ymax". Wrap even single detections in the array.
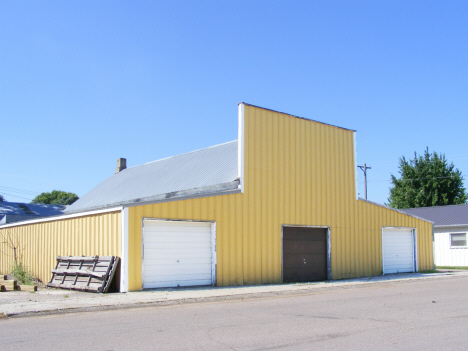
[
  {"xmin": 142, "ymin": 219, "xmax": 215, "ymax": 289},
  {"xmin": 382, "ymin": 228, "xmax": 416, "ymax": 274}
]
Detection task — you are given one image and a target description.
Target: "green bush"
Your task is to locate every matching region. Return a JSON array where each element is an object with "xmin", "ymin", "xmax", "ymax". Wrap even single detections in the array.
[{"xmin": 11, "ymin": 263, "xmax": 33, "ymax": 285}]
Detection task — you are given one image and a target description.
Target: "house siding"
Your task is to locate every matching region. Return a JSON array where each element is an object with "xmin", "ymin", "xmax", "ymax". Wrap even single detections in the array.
[
  {"xmin": 434, "ymin": 226, "xmax": 468, "ymax": 266},
  {"xmin": 126, "ymin": 105, "xmax": 433, "ymax": 291}
]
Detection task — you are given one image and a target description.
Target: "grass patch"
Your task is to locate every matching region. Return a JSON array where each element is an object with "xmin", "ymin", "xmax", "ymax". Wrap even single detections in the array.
[{"xmin": 436, "ymin": 266, "xmax": 468, "ymax": 270}]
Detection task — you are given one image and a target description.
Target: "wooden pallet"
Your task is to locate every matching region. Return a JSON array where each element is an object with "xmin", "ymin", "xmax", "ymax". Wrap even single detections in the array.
[{"xmin": 47, "ymin": 256, "xmax": 119, "ymax": 293}]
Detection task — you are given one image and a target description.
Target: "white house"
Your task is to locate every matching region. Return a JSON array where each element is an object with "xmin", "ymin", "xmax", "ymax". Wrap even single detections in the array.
[{"xmin": 401, "ymin": 204, "xmax": 468, "ymax": 267}]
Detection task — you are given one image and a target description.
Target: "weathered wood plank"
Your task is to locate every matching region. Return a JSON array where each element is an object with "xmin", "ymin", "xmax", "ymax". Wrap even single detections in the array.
[
  {"xmin": 51, "ymin": 269, "xmax": 106, "ymax": 278},
  {"xmin": 56, "ymin": 256, "xmax": 114, "ymax": 261},
  {"xmin": 2, "ymin": 280, "xmax": 17, "ymax": 291},
  {"xmin": 18, "ymin": 285, "xmax": 37, "ymax": 292}
]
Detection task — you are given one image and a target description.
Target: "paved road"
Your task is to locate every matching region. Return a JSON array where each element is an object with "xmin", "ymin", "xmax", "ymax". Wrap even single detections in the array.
[{"xmin": 1, "ymin": 276, "xmax": 468, "ymax": 350}]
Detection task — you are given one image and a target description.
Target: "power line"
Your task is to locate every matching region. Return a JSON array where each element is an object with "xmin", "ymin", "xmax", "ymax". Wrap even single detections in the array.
[
  {"xmin": 0, "ymin": 192, "xmax": 34, "ymax": 201},
  {"xmin": 0, "ymin": 185, "xmax": 40, "ymax": 196}
]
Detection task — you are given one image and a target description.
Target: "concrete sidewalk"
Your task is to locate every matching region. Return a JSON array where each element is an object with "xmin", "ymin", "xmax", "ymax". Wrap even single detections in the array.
[{"xmin": 1, "ymin": 271, "xmax": 467, "ymax": 318}]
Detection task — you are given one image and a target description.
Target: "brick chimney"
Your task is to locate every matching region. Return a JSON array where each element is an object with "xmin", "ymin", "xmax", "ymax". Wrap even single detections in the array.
[{"xmin": 115, "ymin": 158, "xmax": 127, "ymax": 173}]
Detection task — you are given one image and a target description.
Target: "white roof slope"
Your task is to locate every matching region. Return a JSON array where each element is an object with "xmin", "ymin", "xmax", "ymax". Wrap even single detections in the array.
[{"xmin": 66, "ymin": 141, "xmax": 239, "ymax": 213}]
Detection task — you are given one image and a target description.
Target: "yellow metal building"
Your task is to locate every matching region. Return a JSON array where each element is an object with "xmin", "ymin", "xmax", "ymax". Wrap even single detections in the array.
[{"xmin": 0, "ymin": 103, "xmax": 433, "ymax": 292}]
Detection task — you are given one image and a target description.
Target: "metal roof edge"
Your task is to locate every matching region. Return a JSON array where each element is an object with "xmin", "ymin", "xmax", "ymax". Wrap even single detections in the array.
[
  {"xmin": 64, "ymin": 180, "xmax": 241, "ymax": 214},
  {"xmin": 0, "ymin": 206, "xmax": 123, "ymax": 229},
  {"xmin": 357, "ymin": 198, "xmax": 434, "ymax": 224},
  {"xmin": 434, "ymin": 224, "xmax": 468, "ymax": 228},
  {"xmin": 239, "ymin": 102, "xmax": 356, "ymax": 132}
]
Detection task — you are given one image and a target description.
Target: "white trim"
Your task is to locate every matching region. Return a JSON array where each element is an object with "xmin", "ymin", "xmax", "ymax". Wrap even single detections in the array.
[
  {"xmin": 0, "ymin": 206, "xmax": 123, "ymax": 228},
  {"xmin": 211, "ymin": 221, "xmax": 217, "ymax": 286},
  {"xmin": 238, "ymin": 103, "xmax": 245, "ymax": 193},
  {"xmin": 353, "ymin": 131, "xmax": 358, "ymax": 200},
  {"xmin": 414, "ymin": 228, "xmax": 418, "ymax": 272},
  {"xmin": 327, "ymin": 227, "xmax": 331, "ymax": 280},
  {"xmin": 120, "ymin": 207, "xmax": 129, "ymax": 293},
  {"xmin": 449, "ymin": 232, "xmax": 468, "ymax": 248}
]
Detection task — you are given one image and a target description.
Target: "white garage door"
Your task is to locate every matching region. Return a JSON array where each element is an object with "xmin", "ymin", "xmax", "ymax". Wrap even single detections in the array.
[
  {"xmin": 382, "ymin": 228, "xmax": 416, "ymax": 274},
  {"xmin": 142, "ymin": 219, "xmax": 215, "ymax": 289}
]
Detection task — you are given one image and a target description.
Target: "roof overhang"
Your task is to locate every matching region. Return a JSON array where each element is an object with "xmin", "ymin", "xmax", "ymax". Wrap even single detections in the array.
[
  {"xmin": 64, "ymin": 180, "xmax": 241, "ymax": 215},
  {"xmin": 434, "ymin": 224, "xmax": 468, "ymax": 228}
]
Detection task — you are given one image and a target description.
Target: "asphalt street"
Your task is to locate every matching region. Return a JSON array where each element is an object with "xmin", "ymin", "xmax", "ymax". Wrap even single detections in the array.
[{"xmin": 1, "ymin": 275, "xmax": 468, "ymax": 350}]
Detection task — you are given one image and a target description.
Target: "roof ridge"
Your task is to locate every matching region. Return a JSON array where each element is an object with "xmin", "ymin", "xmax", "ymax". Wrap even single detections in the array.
[{"xmin": 125, "ymin": 140, "xmax": 238, "ymax": 171}]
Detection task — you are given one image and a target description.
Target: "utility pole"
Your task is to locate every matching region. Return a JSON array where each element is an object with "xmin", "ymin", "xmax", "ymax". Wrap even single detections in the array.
[{"xmin": 358, "ymin": 163, "xmax": 371, "ymax": 200}]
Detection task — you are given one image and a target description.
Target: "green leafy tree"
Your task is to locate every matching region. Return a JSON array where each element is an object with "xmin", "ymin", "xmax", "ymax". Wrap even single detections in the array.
[
  {"xmin": 388, "ymin": 148, "xmax": 467, "ymax": 209},
  {"xmin": 0, "ymin": 194, "xmax": 4, "ymax": 202},
  {"xmin": 32, "ymin": 190, "xmax": 79, "ymax": 205}
]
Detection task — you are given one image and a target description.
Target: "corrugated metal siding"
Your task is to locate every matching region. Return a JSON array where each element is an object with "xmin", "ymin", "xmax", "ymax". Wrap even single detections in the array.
[
  {"xmin": 127, "ymin": 104, "xmax": 433, "ymax": 290},
  {"xmin": 0, "ymin": 212, "xmax": 121, "ymax": 286}
]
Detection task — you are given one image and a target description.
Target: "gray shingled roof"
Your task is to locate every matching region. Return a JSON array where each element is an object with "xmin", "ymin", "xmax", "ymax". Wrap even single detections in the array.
[
  {"xmin": 66, "ymin": 141, "xmax": 239, "ymax": 213},
  {"xmin": 400, "ymin": 204, "xmax": 468, "ymax": 227}
]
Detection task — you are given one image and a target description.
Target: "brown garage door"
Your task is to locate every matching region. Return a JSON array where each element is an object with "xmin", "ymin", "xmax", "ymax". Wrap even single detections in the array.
[{"xmin": 283, "ymin": 227, "xmax": 328, "ymax": 282}]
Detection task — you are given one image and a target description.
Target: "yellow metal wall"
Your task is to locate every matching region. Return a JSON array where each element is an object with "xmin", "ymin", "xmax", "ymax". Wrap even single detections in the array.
[
  {"xmin": 0, "ymin": 211, "xmax": 121, "ymax": 286},
  {"xmin": 127, "ymin": 104, "xmax": 433, "ymax": 290}
]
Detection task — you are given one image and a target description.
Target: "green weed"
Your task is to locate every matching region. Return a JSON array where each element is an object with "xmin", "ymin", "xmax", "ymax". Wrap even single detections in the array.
[{"xmin": 11, "ymin": 263, "xmax": 33, "ymax": 285}]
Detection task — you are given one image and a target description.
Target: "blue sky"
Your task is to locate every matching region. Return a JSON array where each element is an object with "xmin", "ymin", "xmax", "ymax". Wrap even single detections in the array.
[{"xmin": 1, "ymin": 1, "xmax": 467, "ymax": 205}]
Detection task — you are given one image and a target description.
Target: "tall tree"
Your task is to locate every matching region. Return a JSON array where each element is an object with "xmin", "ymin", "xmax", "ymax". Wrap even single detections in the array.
[
  {"xmin": 388, "ymin": 148, "xmax": 467, "ymax": 209},
  {"xmin": 0, "ymin": 194, "xmax": 4, "ymax": 202},
  {"xmin": 32, "ymin": 190, "xmax": 79, "ymax": 205}
]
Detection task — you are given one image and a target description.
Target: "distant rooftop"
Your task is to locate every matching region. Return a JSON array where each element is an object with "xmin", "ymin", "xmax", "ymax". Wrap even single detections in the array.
[
  {"xmin": 66, "ymin": 140, "xmax": 239, "ymax": 213},
  {"xmin": 0, "ymin": 202, "xmax": 67, "ymax": 224},
  {"xmin": 400, "ymin": 204, "xmax": 468, "ymax": 227}
]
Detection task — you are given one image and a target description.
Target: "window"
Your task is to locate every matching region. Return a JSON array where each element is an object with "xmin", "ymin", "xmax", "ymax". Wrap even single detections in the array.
[{"xmin": 450, "ymin": 233, "xmax": 467, "ymax": 247}]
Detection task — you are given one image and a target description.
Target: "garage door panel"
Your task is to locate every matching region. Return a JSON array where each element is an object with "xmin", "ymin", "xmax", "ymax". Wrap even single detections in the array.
[
  {"xmin": 144, "ymin": 279, "xmax": 212, "ymax": 289},
  {"xmin": 382, "ymin": 228, "xmax": 415, "ymax": 274},
  {"xmin": 284, "ymin": 228, "xmax": 327, "ymax": 241},
  {"xmin": 144, "ymin": 253, "xmax": 212, "ymax": 261},
  {"xmin": 144, "ymin": 231, "xmax": 211, "ymax": 240},
  {"xmin": 144, "ymin": 222, "xmax": 210, "ymax": 229},
  {"xmin": 283, "ymin": 240, "xmax": 327, "ymax": 254},
  {"xmin": 144, "ymin": 258, "xmax": 212, "ymax": 266},
  {"xmin": 142, "ymin": 220, "xmax": 214, "ymax": 289},
  {"xmin": 144, "ymin": 239, "xmax": 210, "ymax": 246},
  {"xmin": 283, "ymin": 269, "xmax": 327, "ymax": 282},
  {"xmin": 283, "ymin": 253, "xmax": 327, "ymax": 267},
  {"xmin": 144, "ymin": 271, "xmax": 212, "ymax": 280},
  {"xmin": 144, "ymin": 261, "xmax": 212, "ymax": 270}
]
